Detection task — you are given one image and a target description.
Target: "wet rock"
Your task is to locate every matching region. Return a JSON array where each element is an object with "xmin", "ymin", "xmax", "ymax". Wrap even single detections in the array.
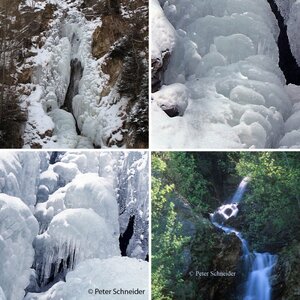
[
  {"xmin": 273, "ymin": 242, "xmax": 300, "ymax": 299},
  {"xmin": 161, "ymin": 105, "xmax": 180, "ymax": 118},
  {"xmin": 152, "ymin": 50, "xmax": 171, "ymax": 93},
  {"xmin": 191, "ymin": 228, "xmax": 242, "ymax": 300}
]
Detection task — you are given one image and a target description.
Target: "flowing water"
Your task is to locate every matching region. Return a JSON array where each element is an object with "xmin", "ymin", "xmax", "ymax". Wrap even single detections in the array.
[
  {"xmin": 244, "ymin": 253, "xmax": 277, "ymax": 300},
  {"xmin": 210, "ymin": 177, "xmax": 277, "ymax": 300}
]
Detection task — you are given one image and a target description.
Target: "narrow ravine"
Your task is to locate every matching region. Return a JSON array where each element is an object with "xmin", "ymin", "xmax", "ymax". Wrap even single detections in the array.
[
  {"xmin": 62, "ymin": 58, "xmax": 83, "ymax": 135},
  {"xmin": 267, "ymin": 0, "xmax": 300, "ymax": 85},
  {"xmin": 210, "ymin": 178, "xmax": 277, "ymax": 300},
  {"xmin": 59, "ymin": 26, "xmax": 85, "ymax": 136}
]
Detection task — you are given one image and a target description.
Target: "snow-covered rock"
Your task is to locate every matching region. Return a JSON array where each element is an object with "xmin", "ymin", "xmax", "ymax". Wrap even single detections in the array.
[{"xmin": 152, "ymin": 83, "xmax": 189, "ymax": 117}]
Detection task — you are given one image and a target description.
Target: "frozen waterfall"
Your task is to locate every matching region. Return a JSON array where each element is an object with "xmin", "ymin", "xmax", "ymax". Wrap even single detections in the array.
[{"xmin": 0, "ymin": 151, "xmax": 149, "ymax": 299}]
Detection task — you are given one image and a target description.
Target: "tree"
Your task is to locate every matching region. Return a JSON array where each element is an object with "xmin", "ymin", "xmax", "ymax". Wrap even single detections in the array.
[
  {"xmin": 0, "ymin": 0, "xmax": 40, "ymax": 147},
  {"xmin": 236, "ymin": 152, "xmax": 300, "ymax": 251},
  {"xmin": 152, "ymin": 153, "xmax": 188, "ymax": 299},
  {"xmin": 106, "ymin": 0, "xmax": 120, "ymax": 14}
]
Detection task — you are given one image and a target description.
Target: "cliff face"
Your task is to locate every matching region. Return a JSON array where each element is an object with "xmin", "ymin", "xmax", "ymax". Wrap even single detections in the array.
[
  {"xmin": 271, "ymin": 242, "xmax": 300, "ymax": 299},
  {"xmin": 0, "ymin": 0, "xmax": 56, "ymax": 148},
  {"xmin": 91, "ymin": 0, "xmax": 149, "ymax": 148},
  {"xmin": 0, "ymin": 0, "xmax": 148, "ymax": 148}
]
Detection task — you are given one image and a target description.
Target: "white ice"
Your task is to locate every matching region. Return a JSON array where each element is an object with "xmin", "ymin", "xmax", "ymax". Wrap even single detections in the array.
[
  {"xmin": 151, "ymin": 0, "xmax": 295, "ymax": 149},
  {"xmin": 25, "ymin": 257, "xmax": 148, "ymax": 300},
  {"xmin": 0, "ymin": 151, "xmax": 149, "ymax": 299},
  {"xmin": 0, "ymin": 194, "xmax": 38, "ymax": 300}
]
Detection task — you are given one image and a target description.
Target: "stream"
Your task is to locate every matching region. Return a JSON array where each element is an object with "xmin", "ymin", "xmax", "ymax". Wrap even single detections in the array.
[{"xmin": 210, "ymin": 177, "xmax": 277, "ymax": 300}]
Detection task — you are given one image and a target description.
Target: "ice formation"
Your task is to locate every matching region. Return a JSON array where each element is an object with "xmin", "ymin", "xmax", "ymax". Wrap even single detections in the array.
[
  {"xmin": 26, "ymin": 257, "xmax": 149, "ymax": 300},
  {"xmin": 0, "ymin": 194, "xmax": 39, "ymax": 300},
  {"xmin": 0, "ymin": 151, "xmax": 149, "ymax": 299},
  {"xmin": 19, "ymin": 0, "xmax": 147, "ymax": 148},
  {"xmin": 23, "ymin": 1, "xmax": 105, "ymax": 148},
  {"xmin": 117, "ymin": 152, "xmax": 149, "ymax": 259},
  {"xmin": 151, "ymin": 0, "xmax": 300, "ymax": 148},
  {"xmin": 34, "ymin": 208, "xmax": 120, "ymax": 286}
]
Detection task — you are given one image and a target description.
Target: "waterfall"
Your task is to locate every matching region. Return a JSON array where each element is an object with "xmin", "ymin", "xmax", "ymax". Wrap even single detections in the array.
[
  {"xmin": 244, "ymin": 253, "xmax": 277, "ymax": 300},
  {"xmin": 210, "ymin": 177, "xmax": 276, "ymax": 300},
  {"xmin": 230, "ymin": 176, "xmax": 250, "ymax": 204}
]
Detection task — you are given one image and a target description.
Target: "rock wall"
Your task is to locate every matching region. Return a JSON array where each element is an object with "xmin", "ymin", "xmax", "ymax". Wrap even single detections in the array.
[{"xmin": 91, "ymin": 0, "xmax": 149, "ymax": 148}]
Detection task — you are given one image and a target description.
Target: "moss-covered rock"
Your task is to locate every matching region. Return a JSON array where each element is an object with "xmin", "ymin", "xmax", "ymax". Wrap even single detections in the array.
[{"xmin": 272, "ymin": 242, "xmax": 300, "ymax": 300}]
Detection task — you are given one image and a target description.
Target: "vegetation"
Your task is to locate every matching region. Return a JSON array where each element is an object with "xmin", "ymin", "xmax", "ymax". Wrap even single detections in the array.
[
  {"xmin": 152, "ymin": 153, "xmax": 188, "ymax": 299},
  {"xmin": 236, "ymin": 152, "xmax": 300, "ymax": 251},
  {"xmin": 0, "ymin": 0, "xmax": 55, "ymax": 147}
]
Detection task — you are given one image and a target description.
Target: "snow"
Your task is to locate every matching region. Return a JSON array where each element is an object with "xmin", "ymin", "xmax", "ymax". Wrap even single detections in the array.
[
  {"xmin": 279, "ymin": 84, "xmax": 300, "ymax": 147},
  {"xmin": 151, "ymin": 0, "xmax": 295, "ymax": 148},
  {"xmin": 287, "ymin": 1, "xmax": 300, "ymax": 65},
  {"xmin": 275, "ymin": 0, "xmax": 300, "ymax": 66},
  {"xmin": 46, "ymin": 109, "xmax": 79, "ymax": 149},
  {"xmin": 26, "ymin": 257, "xmax": 148, "ymax": 300},
  {"xmin": 63, "ymin": 173, "xmax": 119, "ymax": 235},
  {"xmin": 52, "ymin": 162, "xmax": 80, "ymax": 185},
  {"xmin": 153, "ymin": 83, "xmax": 189, "ymax": 116},
  {"xmin": 117, "ymin": 152, "xmax": 149, "ymax": 259},
  {"xmin": 0, "ymin": 152, "xmax": 41, "ymax": 208},
  {"xmin": 39, "ymin": 170, "xmax": 59, "ymax": 195},
  {"xmin": 23, "ymin": 86, "xmax": 55, "ymax": 147}
]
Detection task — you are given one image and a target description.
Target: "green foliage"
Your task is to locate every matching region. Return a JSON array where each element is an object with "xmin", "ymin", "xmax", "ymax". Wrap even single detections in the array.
[
  {"xmin": 191, "ymin": 222, "xmax": 219, "ymax": 270},
  {"xmin": 165, "ymin": 152, "xmax": 210, "ymax": 214},
  {"xmin": 152, "ymin": 151, "xmax": 300, "ymax": 299},
  {"xmin": 236, "ymin": 152, "xmax": 300, "ymax": 251},
  {"xmin": 152, "ymin": 154, "xmax": 188, "ymax": 299}
]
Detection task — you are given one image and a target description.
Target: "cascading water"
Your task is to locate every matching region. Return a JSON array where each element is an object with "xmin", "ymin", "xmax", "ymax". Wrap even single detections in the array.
[
  {"xmin": 231, "ymin": 177, "xmax": 251, "ymax": 204},
  {"xmin": 210, "ymin": 177, "xmax": 277, "ymax": 300},
  {"xmin": 244, "ymin": 253, "xmax": 277, "ymax": 300}
]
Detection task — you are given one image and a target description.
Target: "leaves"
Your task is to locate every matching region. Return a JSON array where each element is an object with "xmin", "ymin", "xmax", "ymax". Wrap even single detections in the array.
[
  {"xmin": 236, "ymin": 152, "xmax": 300, "ymax": 251},
  {"xmin": 152, "ymin": 154, "xmax": 188, "ymax": 299}
]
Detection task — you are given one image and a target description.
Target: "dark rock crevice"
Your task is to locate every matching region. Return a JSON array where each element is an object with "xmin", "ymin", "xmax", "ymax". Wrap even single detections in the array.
[
  {"xmin": 62, "ymin": 58, "xmax": 83, "ymax": 135},
  {"xmin": 119, "ymin": 215, "xmax": 135, "ymax": 256},
  {"xmin": 267, "ymin": 0, "xmax": 300, "ymax": 85}
]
